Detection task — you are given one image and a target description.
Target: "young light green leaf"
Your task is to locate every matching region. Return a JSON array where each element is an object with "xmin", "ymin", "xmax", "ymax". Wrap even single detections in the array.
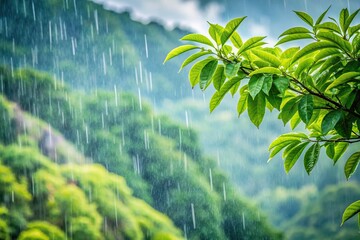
[
  {"xmin": 345, "ymin": 151, "xmax": 360, "ymax": 180},
  {"xmin": 291, "ymin": 41, "xmax": 337, "ymax": 64},
  {"xmin": 280, "ymin": 47, "xmax": 300, "ymax": 59},
  {"xmin": 341, "ymin": 200, "xmax": 360, "ymax": 226},
  {"xmin": 269, "ymin": 132, "xmax": 308, "ymax": 151},
  {"xmin": 326, "ymin": 72, "xmax": 360, "ymax": 91},
  {"xmin": 189, "ymin": 57, "xmax": 215, "ymax": 88},
  {"xmin": 164, "ymin": 45, "xmax": 199, "ymax": 63},
  {"xmin": 298, "ymin": 94, "xmax": 314, "ymax": 124},
  {"xmin": 321, "ymin": 110, "xmax": 343, "ymax": 134},
  {"xmin": 294, "ymin": 10, "xmax": 314, "ymax": 27},
  {"xmin": 200, "ymin": 60, "xmax": 218, "ymax": 90},
  {"xmin": 230, "ymin": 32, "xmax": 243, "ymax": 48},
  {"xmin": 212, "ymin": 65, "xmax": 226, "ymax": 90},
  {"xmin": 315, "ymin": 6, "xmax": 331, "ymax": 25},
  {"xmin": 249, "ymin": 67, "xmax": 282, "ymax": 76},
  {"xmin": 345, "ymin": 9, "xmax": 360, "ymax": 34},
  {"xmin": 349, "ymin": 24, "xmax": 360, "ymax": 38},
  {"xmin": 284, "ymin": 142, "xmax": 309, "ymax": 173},
  {"xmin": 225, "ymin": 62, "xmax": 241, "ymax": 78},
  {"xmin": 208, "ymin": 22, "xmax": 224, "ymax": 46},
  {"xmin": 179, "ymin": 51, "xmax": 212, "ymax": 71},
  {"xmin": 316, "ymin": 22, "xmax": 342, "ymax": 34},
  {"xmin": 339, "ymin": 8, "xmax": 350, "ymax": 34},
  {"xmin": 221, "ymin": 17, "xmax": 247, "ymax": 45},
  {"xmin": 237, "ymin": 36, "xmax": 266, "ymax": 55},
  {"xmin": 248, "ymin": 75, "xmax": 265, "ymax": 99},
  {"xmin": 294, "ymin": 58, "xmax": 314, "ymax": 78},
  {"xmin": 333, "ymin": 142, "xmax": 349, "ymax": 164},
  {"xmin": 276, "ymin": 33, "xmax": 314, "ymax": 46},
  {"xmin": 279, "ymin": 27, "xmax": 312, "ymax": 37},
  {"xmin": 251, "ymin": 49, "xmax": 281, "ymax": 67},
  {"xmin": 268, "ymin": 139, "xmax": 301, "ymax": 162},
  {"xmin": 304, "ymin": 142, "xmax": 320, "ymax": 175},
  {"xmin": 181, "ymin": 33, "xmax": 215, "ymax": 48},
  {"xmin": 247, "ymin": 91, "xmax": 266, "ymax": 128},
  {"xmin": 317, "ymin": 31, "xmax": 352, "ymax": 53},
  {"xmin": 210, "ymin": 77, "xmax": 241, "ymax": 112},
  {"xmin": 237, "ymin": 85, "xmax": 249, "ymax": 116},
  {"xmin": 326, "ymin": 143, "xmax": 335, "ymax": 159}
]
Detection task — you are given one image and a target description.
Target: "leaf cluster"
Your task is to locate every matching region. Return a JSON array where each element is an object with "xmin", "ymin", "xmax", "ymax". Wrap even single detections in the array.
[{"xmin": 164, "ymin": 7, "xmax": 360, "ymax": 227}]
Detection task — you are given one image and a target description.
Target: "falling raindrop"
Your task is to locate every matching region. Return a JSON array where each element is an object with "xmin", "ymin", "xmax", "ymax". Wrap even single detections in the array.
[
  {"xmin": 138, "ymin": 88, "xmax": 142, "ymax": 111},
  {"xmin": 71, "ymin": 37, "xmax": 76, "ymax": 55},
  {"xmin": 85, "ymin": 125, "xmax": 89, "ymax": 144},
  {"xmin": 109, "ymin": 48, "xmax": 112, "ymax": 66},
  {"xmin": 144, "ymin": 34, "xmax": 149, "ymax": 58},
  {"xmin": 139, "ymin": 61, "xmax": 143, "ymax": 83},
  {"xmin": 31, "ymin": 1, "xmax": 36, "ymax": 21},
  {"xmin": 121, "ymin": 48, "xmax": 125, "ymax": 68},
  {"xmin": 73, "ymin": 0, "xmax": 78, "ymax": 17},
  {"xmin": 184, "ymin": 224, "xmax": 187, "ymax": 239},
  {"xmin": 23, "ymin": 0, "xmax": 27, "ymax": 17},
  {"xmin": 10, "ymin": 57, "xmax": 14, "ymax": 77},
  {"xmin": 304, "ymin": 0, "xmax": 308, "ymax": 11},
  {"xmin": 114, "ymin": 85, "xmax": 118, "ymax": 106},
  {"xmin": 283, "ymin": 0, "xmax": 287, "ymax": 9},
  {"xmin": 191, "ymin": 203, "xmax": 196, "ymax": 229},
  {"xmin": 94, "ymin": 9, "xmax": 99, "ymax": 34},
  {"xmin": 11, "ymin": 190, "xmax": 14, "ymax": 202},
  {"xmin": 102, "ymin": 52, "xmax": 107, "ymax": 75},
  {"xmin": 49, "ymin": 21, "xmax": 52, "ymax": 50},
  {"xmin": 185, "ymin": 110, "xmax": 189, "ymax": 128},
  {"xmin": 105, "ymin": 100, "xmax": 108, "ymax": 115},
  {"xmin": 101, "ymin": 113, "xmax": 105, "ymax": 128}
]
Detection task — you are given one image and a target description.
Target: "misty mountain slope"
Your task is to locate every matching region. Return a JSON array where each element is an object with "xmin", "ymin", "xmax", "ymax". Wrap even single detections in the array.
[{"xmin": 0, "ymin": 65, "xmax": 282, "ymax": 239}]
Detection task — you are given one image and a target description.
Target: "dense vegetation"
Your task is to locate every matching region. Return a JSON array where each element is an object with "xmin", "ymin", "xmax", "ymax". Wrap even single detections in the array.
[
  {"xmin": 0, "ymin": 65, "xmax": 281, "ymax": 239},
  {"xmin": 165, "ymin": 4, "xmax": 360, "ymax": 232}
]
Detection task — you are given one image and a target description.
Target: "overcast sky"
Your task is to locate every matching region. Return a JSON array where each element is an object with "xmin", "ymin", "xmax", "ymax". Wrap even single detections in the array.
[{"xmin": 91, "ymin": 0, "xmax": 360, "ymax": 45}]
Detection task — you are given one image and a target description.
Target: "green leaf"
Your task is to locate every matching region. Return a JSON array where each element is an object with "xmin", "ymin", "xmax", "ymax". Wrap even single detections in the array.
[
  {"xmin": 273, "ymin": 77, "xmax": 290, "ymax": 96},
  {"xmin": 349, "ymin": 24, "xmax": 360, "ymax": 38},
  {"xmin": 249, "ymin": 67, "xmax": 282, "ymax": 76},
  {"xmin": 248, "ymin": 75, "xmax": 265, "ymax": 99},
  {"xmin": 314, "ymin": 48, "xmax": 340, "ymax": 62},
  {"xmin": 248, "ymin": 91, "xmax": 266, "ymax": 128},
  {"xmin": 230, "ymin": 32, "xmax": 243, "ymax": 48},
  {"xmin": 341, "ymin": 200, "xmax": 360, "ymax": 226},
  {"xmin": 335, "ymin": 117, "xmax": 353, "ymax": 139},
  {"xmin": 279, "ymin": 96, "xmax": 301, "ymax": 125},
  {"xmin": 284, "ymin": 142, "xmax": 309, "ymax": 173},
  {"xmin": 321, "ymin": 110, "xmax": 343, "ymax": 135},
  {"xmin": 291, "ymin": 42, "xmax": 337, "ymax": 64},
  {"xmin": 317, "ymin": 31, "xmax": 352, "ymax": 53},
  {"xmin": 179, "ymin": 51, "xmax": 212, "ymax": 71},
  {"xmin": 298, "ymin": 95, "xmax": 314, "ymax": 124},
  {"xmin": 181, "ymin": 33, "xmax": 215, "ymax": 48},
  {"xmin": 200, "ymin": 60, "xmax": 218, "ymax": 90},
  {"xmin": 326, "ymin": 72, "xmax": 360, "ymax": 91},
  {"xmin": 208, "ymin": 22, "xmax": 224, "ymax": 45},
  {"xmin": 316, "ymin": 22, "xmax": 342, "ymax": 34},
  {"xmin": 164, "ymin": 45, "xmax": 199, "ymax": 63},
  {"xmin": 251, "ymin": 49, "xmax": 281, "ymax": 67},
  {"xmin": 212, "ymin": 65, "xmax": 226, "ymax": 90},
  {"xmin": 315, "ymin": 6, "xmax": 331, "ymax": 25},
  {"xmin": 333, "ymin": 142, "xmax": 349, "ymax": 164},
  {"xmin": 262, "ymin": 75, "xmax": 273, "ymax": 95},
  {"xmin": 295, "ymin": 58, "xmax": 314, "ymax": 78},
  {"xmin": 345, "ymin": 151, "xmax": 360, "ymax": 180},
  {"xmin": 221, "ymin": 17, "xmax": 247, "ymax": 45},
  {"xmin": 268, "ymin": 139, "xmax": 300, "ymax": 161},
  {"xmin": 237, "ymin": 85, "xmax": 249, "ymax": 116},
  {"xmin": 304, "ymin": 142, "xmax": 320, "ymax": 174},
  {"xmin": 276, "ymin": 33, "xmax": 314, "ymax": 46},
  {"xmin": 225, "ymin": 62, "xmax": 241, "ymax": 78},
  {"xmin": 339, "ymin": 8, "xmax": 349, "ymax": 34},
  {"xmin": 269, "ymin": 132, "xmax": 308, "ymax": 151},
  {"xmin": 189, "ymin": 57, "xmax": 215, "ymax": 88},
  {"xmin": 281, "ymin": 47, "xmax": 300, "ymax": 59},
  {"xmin": 210, "ymin": 77, "xmax": 241, "ymax": 112},
  {"xmin": 294, "ymin": 10, "xmax": 314, "ymax": 27},
  {"xmin": 279, "ymin": 27, "xmax": 312, "ymax": 37},
  {"xmin": 326, "ymin": 143, "xmax": 335, "ymax": 159},
  {"xmin": 237, "ymin": 36, "xmax": 266, "ymax": 55},
  {"xmin": 345, "ymin": 9, "xmax": 360, "ymax": 36}
]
